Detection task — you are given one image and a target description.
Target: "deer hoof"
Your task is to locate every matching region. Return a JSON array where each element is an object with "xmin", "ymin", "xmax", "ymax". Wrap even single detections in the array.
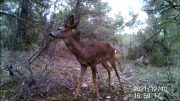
[{"xmin": 72, "ymin": 99, "xmax": 77, "ymax": 101}]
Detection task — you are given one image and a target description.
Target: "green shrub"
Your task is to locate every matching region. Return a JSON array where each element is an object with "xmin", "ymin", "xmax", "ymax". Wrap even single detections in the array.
[
  {"xmin": 149, "ymin": 49, "xmax": 167, "ymax": 66},
  {"xmin": 127, "ymin": 47, "xmax": 145, "ymax": 60}
]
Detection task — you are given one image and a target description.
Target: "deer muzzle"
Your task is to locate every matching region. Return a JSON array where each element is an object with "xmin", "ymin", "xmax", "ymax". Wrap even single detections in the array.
[
  {"xmin": 49, "ymin": 32, "xmax": 55, "ymax": 37},
  {"xmin": 49, "ymin": 32, "xmax": 56, "ymax": 40}
]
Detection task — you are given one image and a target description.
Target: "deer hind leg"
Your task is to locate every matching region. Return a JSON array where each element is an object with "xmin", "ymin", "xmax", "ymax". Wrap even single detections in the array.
[
  {"xmin": 114, "ymin": 57, "xmax": 123, "ymax": 72},
  {"xmin": 73, "ymin": 65, "xmax": 87, "ymax": 100},
  {"xmin": 91, "ymin": 64, "xmax": 100, "ymax": 101},
  {"xmin": 109, "ymin": 59, "xmax": 124, "ymax": 93},
  {"xmin": 101, "ymin": 62, "xmax": 111, "ymax": 90}
]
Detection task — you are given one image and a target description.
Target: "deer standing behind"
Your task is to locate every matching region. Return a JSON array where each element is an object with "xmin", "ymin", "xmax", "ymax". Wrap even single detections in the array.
[{"xmin": 49, "ymin": 15, "xmax": 124, "ymax": 101}]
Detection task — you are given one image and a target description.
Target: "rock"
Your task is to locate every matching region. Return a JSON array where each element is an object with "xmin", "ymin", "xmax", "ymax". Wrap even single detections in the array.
[
  {"xmin": 143, "ymin": 57, "xmax": 150, "ymax": 65},
  {"xmin": 134, "ymin": 55, "xmax": 150, "ymax": 66},
  {"xmin": 70, "ymin": 88, "xmax": 74, "ymax": 90},
  {"xmin": 106, "ymin": 96, "xmax": 111, "ymax": 98},
  {"xmin": 88, "ymin": 98, "xmax": 93, "ymax": 101},
  {"xmin": 75, "ymin": 68, "xmax": 80, "ymax": 71},
  {"xmin": 134, "ymin": 56, "xmax": 143, "ymax": 66},
  {"xmin": 82, "ymin": 83, "xmax": 88, "ymax": 87}
]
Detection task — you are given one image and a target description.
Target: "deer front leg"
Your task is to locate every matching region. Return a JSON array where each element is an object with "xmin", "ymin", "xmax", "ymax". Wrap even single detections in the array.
[
  {"xmin": 101, "ymin": 62, "xmax": 111, "ymax": 90},
  {"xmin": 91, "ymin": 64, "xmax": 100, "ymax": 101},
  {"xmin": 73, "ymin": 65, "xmax": 87, "ymax": 100}
]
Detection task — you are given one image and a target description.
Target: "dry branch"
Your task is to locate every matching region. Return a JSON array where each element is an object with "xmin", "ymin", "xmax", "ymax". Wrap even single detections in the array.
[
  {"xmin": 0, "ymin": 12, "xmax": 42, "ymax": 28},
  {"xmin": 143, "ymin": 28, "xmax": 163, "ymax": 45},
  {"xmin": 6, "ymin": 65, "xmax": 20, "ymax": 78},
  {"xmin": 26, "ymin": 32, "xmax": 57, "ymax": 77}
]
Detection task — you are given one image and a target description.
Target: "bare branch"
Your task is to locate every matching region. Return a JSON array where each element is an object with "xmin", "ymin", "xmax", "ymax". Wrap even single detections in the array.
[
  {"xmin": 164, "ymin": 0, "xmax": 179, "ymax": 10},
  {"xmin": 143, "ymin": 28, "xmax": 163, "ymax": 45},
  {"xmin": 0, "ymin": 12, "xmax": 42, "ymax": 28},
  {"xmin": 27, "ymin": 36, "xmax": 52, "ymax": 66},
  {"xmin": 152, "ymin": 13, "xmax": 180, "ymax": 28},
  {"xmin": 6, "ymin": 65, "xmax": 20, "ymax": 78}
]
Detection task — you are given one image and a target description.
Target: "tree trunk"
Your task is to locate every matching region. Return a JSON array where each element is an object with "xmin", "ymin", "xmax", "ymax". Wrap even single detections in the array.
[
  {"xmin": 15, "ymin": 0, "xmax": 29, "ymax": 50},
  {"xmin": 0, "ymin": 0, "xmax": 4, "ymax": 5},
  {"xmin": 74, "ymin": 0, "xmax": 81, "ymax": 41}
]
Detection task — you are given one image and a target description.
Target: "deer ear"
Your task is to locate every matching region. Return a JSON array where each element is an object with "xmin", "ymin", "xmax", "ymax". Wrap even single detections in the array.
[{"xmin": 66, "ymin": 15, "xmax": 74, "ymax": 27}]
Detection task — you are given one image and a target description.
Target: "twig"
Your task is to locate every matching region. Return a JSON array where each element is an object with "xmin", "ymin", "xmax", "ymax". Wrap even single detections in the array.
[
  {"xmin": 0, "ymin": 79, "xmax": 13, "ymax": 88},
  {"xmin": 6, "ymin": 65, "xmax": 20, "ymax": 78},
  {"xmin": 164, "ymin": 0, "xmax": 179, "ymax": 10},
  {"xmin": 26, "ymin": 33, "xmax": 55, "ymax": 77},
  {"xmin": 27, "ymin": 35, "xmax": 51, "ymax": 66},
  {"xmin": 152, "ymin": 13, "xmax": 180, "ymax": 28}
]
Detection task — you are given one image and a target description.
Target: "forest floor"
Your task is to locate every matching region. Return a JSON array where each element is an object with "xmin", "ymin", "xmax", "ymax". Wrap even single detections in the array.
[
  {"xmin": 1, "ymin": 47, "xmax": 180, "ymax": 101},
  {"xmin": 32, "ymin": 47, "xmax": 137, "ymax": 101},
  {"xmin": 30, "ymin": 47, "xmax": 155, "ymax": 101},
  {"xmin": 34, "ymin": 47, "xmax": 180, "ymax": 101}
]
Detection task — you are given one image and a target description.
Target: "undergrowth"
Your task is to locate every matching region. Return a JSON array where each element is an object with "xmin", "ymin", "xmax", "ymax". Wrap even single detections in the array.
[
  {"xmin": 1, "ymin": 49, "xmax": 180, "ymax": 101},
  {"xmin": 127, "ymin": 66, "xmax": 180, "ymax": 101},
  {"xmin": 0, "ymin": 49, "xmax": 53, "ymax": 100}
]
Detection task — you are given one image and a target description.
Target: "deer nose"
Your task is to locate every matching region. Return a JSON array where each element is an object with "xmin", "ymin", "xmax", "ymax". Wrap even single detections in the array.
[{"xmin": 49, "ymin": 32, "xmax": 54, "ymax": 37}]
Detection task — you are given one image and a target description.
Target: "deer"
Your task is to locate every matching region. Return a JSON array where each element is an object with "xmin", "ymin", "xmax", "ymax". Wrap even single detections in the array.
[
  {"xmin": 49, "ymin": 2, "xmax": 124, "ymax": 101},
  {"xmin": 49, "ymin": 14, "xmax": 124, "ymax": 101}
]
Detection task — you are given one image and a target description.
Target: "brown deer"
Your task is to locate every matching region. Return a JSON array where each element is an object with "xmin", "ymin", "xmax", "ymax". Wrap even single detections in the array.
[{"xmin": 49, "ymin": 14, "xmax": 124, "ymax": 101}]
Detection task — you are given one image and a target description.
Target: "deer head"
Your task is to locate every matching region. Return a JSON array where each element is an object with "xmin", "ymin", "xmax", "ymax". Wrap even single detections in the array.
[{"xmin": 49, "ymin": 15, "xmax": 79, "ymax": 39}]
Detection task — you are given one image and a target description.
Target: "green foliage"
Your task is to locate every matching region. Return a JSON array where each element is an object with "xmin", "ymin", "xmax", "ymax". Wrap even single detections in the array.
[
  {"xmin": 125, "ymin": 10, "xmax": 139, "ymax": 28},
  {"xmin": 127, "ymin": 48, "xmax": 136, "ymax": 60},
  {"xmin": 0, "ymin": 80, "xmax": 17, "ymax": 100},
  {"xmin": 127, "ymin": 47, "xmax": 145, "ymax": 60},
  {"xmin": 124, "ymin": 0, "xmax": 180, "ymax": 66},
  {"xmin": 114, "ymin": 12, "xmax": 124, "ymax": 28},
  {"xmin": 109, "ymin": 35, "xmax": 118, "ymax": 45},
  {"xmin": 110, "ymin": 33, "xmax": 138, "ymax": 46},
  {"xmin": 1, "ymin": 0, "xmax": 125, "ymax": 51},
  {"xmin": 51, "ymin": 0, "xmax": 117, "ymax": 42},
  {"xmin": 56, "ymin": 93, "xmax": 72, "ymax": 100},
  {"xmin": 149, "ymin": 48, "xmax": 166, "ymax": 66},
  {"xmin": 1, "ymin": 0, "xmax": 52, "ymax": 50}
]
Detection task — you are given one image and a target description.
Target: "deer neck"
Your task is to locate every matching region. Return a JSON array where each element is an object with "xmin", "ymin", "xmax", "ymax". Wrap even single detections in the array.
[{"xmin": 62, "ymin": 35, "xmax": 81, "ymax": 56}]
